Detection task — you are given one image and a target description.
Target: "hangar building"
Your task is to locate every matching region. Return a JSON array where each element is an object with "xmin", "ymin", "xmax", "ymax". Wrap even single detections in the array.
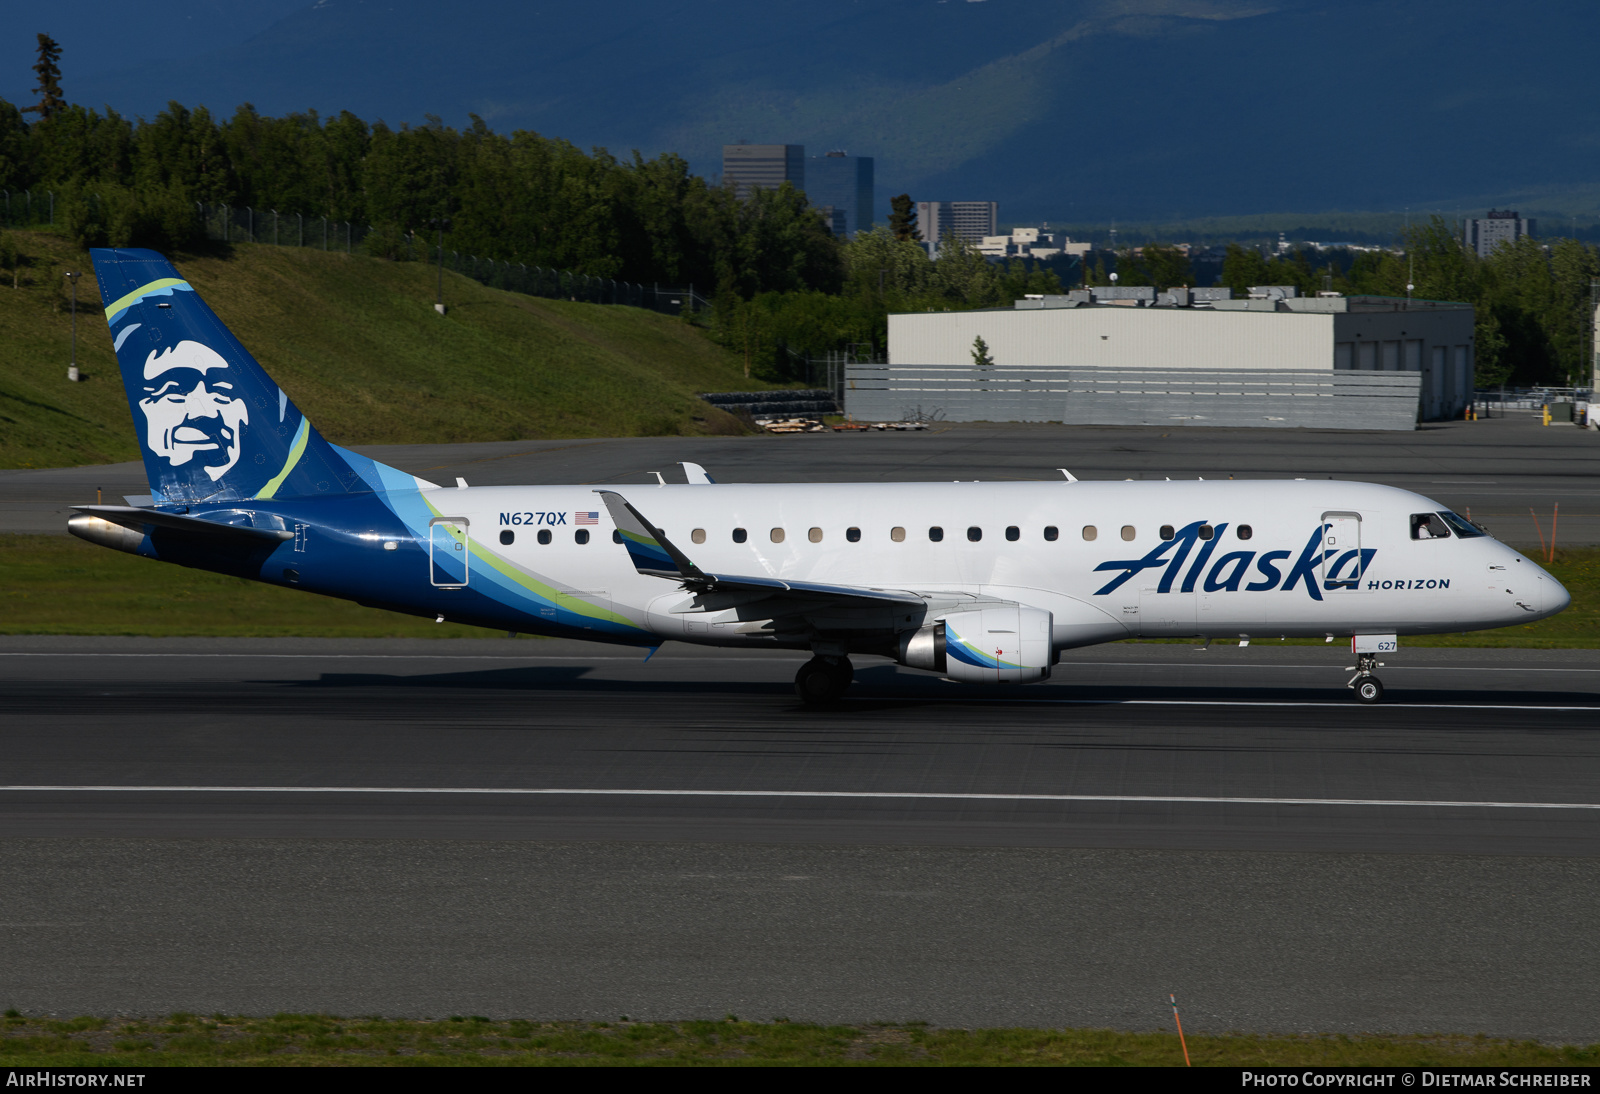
[{"xmin": 845, "ymin": 291, "xmax": 1474, "ymax": 430}]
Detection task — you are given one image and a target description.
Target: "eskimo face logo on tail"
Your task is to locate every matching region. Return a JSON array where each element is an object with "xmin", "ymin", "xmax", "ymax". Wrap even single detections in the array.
[{"xmin": 139, "ymin": 341, "xmax": 249, "ymax": 482}]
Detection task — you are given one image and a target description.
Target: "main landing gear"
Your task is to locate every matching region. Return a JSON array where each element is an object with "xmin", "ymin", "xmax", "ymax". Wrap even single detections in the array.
[
  {"xmin": 795, "ymin": 656, "xmax": 854, "ymax": 707},
  {"xmin": 1347, "ymin": 654, "xmax": 1385, "ymax": 704}
]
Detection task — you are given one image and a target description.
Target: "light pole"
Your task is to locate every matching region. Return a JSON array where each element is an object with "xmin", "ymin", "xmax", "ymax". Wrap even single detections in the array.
[
  {"xmin": 63, "ymin": 271, "xmax": 81, "ymax": 381},
  {"xmin": 427, "ymin": 217, "xmax": 451, "ymax": 315}
]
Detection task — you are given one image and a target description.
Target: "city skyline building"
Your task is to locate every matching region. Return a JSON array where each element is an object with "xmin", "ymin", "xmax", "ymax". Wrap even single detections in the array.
[
  {"xmin": 1464, "ymin": 209, "xmax": 1536, "ymax": 258},
  {"xmin": 805, "ymin": 150, "xmax": 874, "ymax": 236},
  {"xmin": 722, "ymin": 143, "xmax": 805, "ymax": 201},
  {"xmin": 916, "ymin": 201, "xmax": 999, "ymax": 246}
]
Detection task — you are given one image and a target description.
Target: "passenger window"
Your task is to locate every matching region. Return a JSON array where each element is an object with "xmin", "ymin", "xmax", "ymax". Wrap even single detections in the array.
[
  {"xmin": 1198, "ymin": 525, "xmax": 1214, "ymax": 541},
  {"xmin": 691, "ymin": 528, "xmax": 706, "ymax": 544},
  {"xmin": 890, "ymin": 527, "xmax": 906, "ymax": 542},
  {"xmin": 732, "ymin": 528, "xmax": 748, "ymax": 543},
  {"xmin": 846, "ymin": 527, "xmax": 861, "ymax": 543},
  {"xmin": 575, "ymin": 529, "xmax": 589, "ymax": 545},
  {"xmin": 537, "ymin": 529, "xmax": 552, "ymax": 545},
  {"xmin": 770, "ymin": 528, "xmax": 785, "ymax": 543},
  {"xmin": 808, "ymin": 527, "xmax": 824, "ymax": 543},
  {"xmin": 1121, "ymin": 525, "xmax": 1136, "ymax": 541},
  {"xmin": 1005, "ymin": 526, "xmax": 1020, "ymax": 541},
  {"xmin": 499, "ymin": 530, "xmax": 514, "ymax": 545},
  {"xmin": 1083, "ymin": 525, "xmax": 1097, "ymax": 541},
  {"xmin": 1237, "ymin": 525, "xmax": 1252, "ymax": 540},
  {"xmin": 929, "ymin": 526, "xmax": 944, "ymax": 542},
  {"xmin": 1411, "ymin": 513, "xmax": 1451, "ymax": 540},
  {"xmin": 1160, "ymin": 525, "xmax": 1175, "ymax": 541},
  {"xmin": 1044, "ymin": 526, "xmax": 1059, "ymax": 541},
  {"xmin": 967, "ymin": 526, "xmax": 982, "ymax": 542},
  {"xmin": 612, "ymin": 530, "xmax": 622, "ymax": 544}
]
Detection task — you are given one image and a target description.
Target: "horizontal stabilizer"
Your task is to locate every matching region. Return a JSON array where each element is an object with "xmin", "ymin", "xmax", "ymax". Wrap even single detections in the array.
[{"xmin": 70, "ymin": 505, "xmax": 294, "ymax": 542}]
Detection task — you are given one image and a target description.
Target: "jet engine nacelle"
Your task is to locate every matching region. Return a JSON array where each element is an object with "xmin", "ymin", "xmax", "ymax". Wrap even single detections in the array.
[{"xmin": 898, "ymin": 605, "xmax": 1053, "ymax": 683}]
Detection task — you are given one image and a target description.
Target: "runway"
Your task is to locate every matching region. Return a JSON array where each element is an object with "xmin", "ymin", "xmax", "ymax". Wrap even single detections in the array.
[
  {"xmin": 2, "ymin": 638, "xmax": 1599, "ymax": 1037},
  {"xmin": 6, "ymin": 637, "xmax": 1600, "ymax": 853},
  {"xmin": 4, "ymin": 419, "xmax": 1600, "ymax": 1037}
]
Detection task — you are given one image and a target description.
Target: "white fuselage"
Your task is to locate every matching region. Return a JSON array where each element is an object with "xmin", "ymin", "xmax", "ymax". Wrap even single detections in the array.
[{"xmin": 423, "ymin": 478, "xmax": 1568, "ymax": 649}]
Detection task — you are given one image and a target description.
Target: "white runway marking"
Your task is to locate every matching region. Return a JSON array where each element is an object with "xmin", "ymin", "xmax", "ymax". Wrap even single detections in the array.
[{"xmin": 0, "ymin": 786, "xmax": 1598, "ymax": 811}]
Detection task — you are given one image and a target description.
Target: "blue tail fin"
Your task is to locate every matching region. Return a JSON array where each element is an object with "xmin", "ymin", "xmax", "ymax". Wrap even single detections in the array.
[{"xmin": 92, "ymin": 247, "xmax": 371, "ymax": 504}]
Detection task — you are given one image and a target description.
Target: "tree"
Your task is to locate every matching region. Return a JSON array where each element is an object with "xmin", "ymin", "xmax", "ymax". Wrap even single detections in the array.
[
  {"xmin": 22, "ymin": 34, "xmax": 63, "ymax": 121},
  {"xmin": 971, "ymin": 334, "xmax": 994, "ymax": 369},
  {"xmin": 1220, "ymin": 243, "xmax": 1271, "ymax": 297},
  {"xmin": 1141, "ymin": 244, "xmax": 1192, "ymax": 290},
  {"xmin": 888, "ymin": 194, "xmax": 919, "ymax": 242}
]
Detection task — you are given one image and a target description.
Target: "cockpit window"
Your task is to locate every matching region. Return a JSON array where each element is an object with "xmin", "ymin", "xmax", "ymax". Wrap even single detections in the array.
[
  {"xmin": 1436, "ymin": 511, "xmax": 1485, "ymax": 538},
  {"xmin": 1411, "ymin": 513, "xmax": 1451, "ymax": 540}
]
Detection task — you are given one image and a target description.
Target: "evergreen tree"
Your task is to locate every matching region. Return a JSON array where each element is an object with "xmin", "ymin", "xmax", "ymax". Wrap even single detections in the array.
[
  {"xmin": 888, "ymin": 194, "xmax": 919, "ymax": 242},
  {"xmin": 971, "ymin": 334, "xmax": 994, "ymax": 369},
  {"xmin": 22, "ymin": 34, "xmax": 63, "ymax": 120}
]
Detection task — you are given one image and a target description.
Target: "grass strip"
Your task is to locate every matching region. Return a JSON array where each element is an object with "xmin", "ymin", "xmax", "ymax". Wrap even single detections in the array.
[
  {"xmin": 0, "ymin": 232, "xmax": 768, "ymax": 471},
  {"xmin": 0, "ymin": 534, "xmax": 505, "ymax": 638},
  {"xmin": 4, "ymin": 534, "xmax": 1600, "ymax": 646},
  {"xmin": 0, "ymin": 1013, "xmax": 1592, "ymax": 1067}
]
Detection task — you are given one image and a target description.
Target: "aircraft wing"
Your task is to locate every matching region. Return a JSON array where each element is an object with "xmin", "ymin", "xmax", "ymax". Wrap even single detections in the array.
[
  {"xmin": 70, "ymin": 505, "xmax": 295, "ymax": 543},
  {"xmin": 595, "ymin": 490, "xmax": 926, "ymax": 609}
]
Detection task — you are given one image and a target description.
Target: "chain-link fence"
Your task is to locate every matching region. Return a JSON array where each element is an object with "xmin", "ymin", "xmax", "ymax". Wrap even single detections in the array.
[
  {"xmin": 0, "ymin": 189, "xmax": 54, "ymax": 228},
  {"xmin": 198, "ymin": 204, "xmax": 367, "ymax": 252},
  {"xmin": 0, "ymin": 192, "xmax": 711, "ymax": 316},
  {"xmin": 194, "ymin": 202, "xmax": 711, "ymax": 316}
]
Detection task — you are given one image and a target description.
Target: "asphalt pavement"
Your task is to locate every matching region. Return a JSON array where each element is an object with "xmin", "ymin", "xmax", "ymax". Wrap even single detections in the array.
[{"xmin": 0, "ymin": 638, "xmax": 1598, "ymax": 1037}]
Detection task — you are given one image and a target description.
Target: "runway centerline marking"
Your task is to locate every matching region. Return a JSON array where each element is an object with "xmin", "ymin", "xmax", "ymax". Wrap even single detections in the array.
[{"xmin": 1, "ymin": 786, "xmax": 1599, "ymax": 811}]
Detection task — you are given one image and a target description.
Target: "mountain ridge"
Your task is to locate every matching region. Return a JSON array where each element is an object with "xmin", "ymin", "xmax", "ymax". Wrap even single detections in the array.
[{"xmin": 15, "ymin": 0, "xmax": 1600, "ymax": 222}]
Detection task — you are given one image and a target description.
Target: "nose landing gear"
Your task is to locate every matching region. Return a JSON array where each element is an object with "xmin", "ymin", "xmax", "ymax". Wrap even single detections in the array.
[
  {"xmin": 795, "ymin": 656, "xmax": 854, "ymax": 706},
  {"xmin": 1347, "ymin": 653, "xmax": 1385, "ymax": 704}
]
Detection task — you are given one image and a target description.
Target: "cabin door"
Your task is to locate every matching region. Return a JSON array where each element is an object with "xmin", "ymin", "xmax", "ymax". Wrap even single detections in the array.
[
  {"xmin": 1320, "ymin": 512, "xmax": 1364, "ymax": 590},
  {"xmin": 429, "ymin": 517, "xmax": 470, "ymax": 587}
]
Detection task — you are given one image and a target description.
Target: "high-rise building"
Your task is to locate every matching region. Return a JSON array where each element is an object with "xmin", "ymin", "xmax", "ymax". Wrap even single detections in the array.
[
  {"xmin": 815, "ymin": 206, "xmax": 847, "ymax": 236},
  {"xmin": 915, "ymin": 201, "xmax": 998, "ymax": 246},
  {"xmin": 722, "ymin": 144, "xmax": 805, "ymax": 201},
  {"xmin": 805, "ymin": 151, "xmax": 874, "ymax": 236},
  {"xmin": 1464, "ymin": 210, "xmax": 1536, "ymax": 258}
]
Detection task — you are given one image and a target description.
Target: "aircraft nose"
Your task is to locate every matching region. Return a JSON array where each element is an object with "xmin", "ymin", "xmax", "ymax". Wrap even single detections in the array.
[{"xmin": 1546, "ymin": 573, "xmax": 1572, "ymax": 614}]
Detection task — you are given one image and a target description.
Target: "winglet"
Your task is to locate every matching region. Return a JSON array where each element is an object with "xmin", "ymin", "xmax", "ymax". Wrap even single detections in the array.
[
  {"xmin": 681, "ymin": 461, "xmax": 715, "ymax": 484},
  {"xmin": 595, "ymin": 490, "xmax": 708, "ymax": 582}
]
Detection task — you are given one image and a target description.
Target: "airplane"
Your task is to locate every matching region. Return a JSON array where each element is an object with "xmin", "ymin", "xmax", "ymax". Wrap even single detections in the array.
[{"xmin": 68, "ymin": 248, "xmax": 1571, "ymax": 706}]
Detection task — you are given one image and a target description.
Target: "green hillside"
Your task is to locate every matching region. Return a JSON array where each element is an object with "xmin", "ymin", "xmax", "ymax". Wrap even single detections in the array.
[{"xmin": 0, "ymin": 233, "xmax": 764, "ymax": 470}]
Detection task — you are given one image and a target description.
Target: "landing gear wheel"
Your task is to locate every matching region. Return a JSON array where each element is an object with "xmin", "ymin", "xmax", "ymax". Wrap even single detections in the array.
[
  {"xmin": 795, "ymin": 657, "xmax": 852, "ymax": 706},
  {"xmin": 1355, "ymin": 677, "xmax": 1384, "ymax": 704}
]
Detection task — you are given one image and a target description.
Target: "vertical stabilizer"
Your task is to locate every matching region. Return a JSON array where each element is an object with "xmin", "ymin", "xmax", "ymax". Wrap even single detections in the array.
[{"xmin": 91, "ymin": 248, "xmax": 370, "ymax": 504}]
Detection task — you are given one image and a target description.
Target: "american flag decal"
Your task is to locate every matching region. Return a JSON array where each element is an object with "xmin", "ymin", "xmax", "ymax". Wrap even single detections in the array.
[{"xmin": 575, "ymin": 511, "xmax": 600, "ymax": 525}]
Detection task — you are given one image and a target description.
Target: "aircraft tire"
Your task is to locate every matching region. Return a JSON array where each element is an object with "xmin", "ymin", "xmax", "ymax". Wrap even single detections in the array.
[
  {"xmin": 1354, "ymin": 677, "xmax": 1384, "ymax": 704},
  {"xmin": 795, "ymin": 658, "xmax": 848, "ymax": 706}
]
